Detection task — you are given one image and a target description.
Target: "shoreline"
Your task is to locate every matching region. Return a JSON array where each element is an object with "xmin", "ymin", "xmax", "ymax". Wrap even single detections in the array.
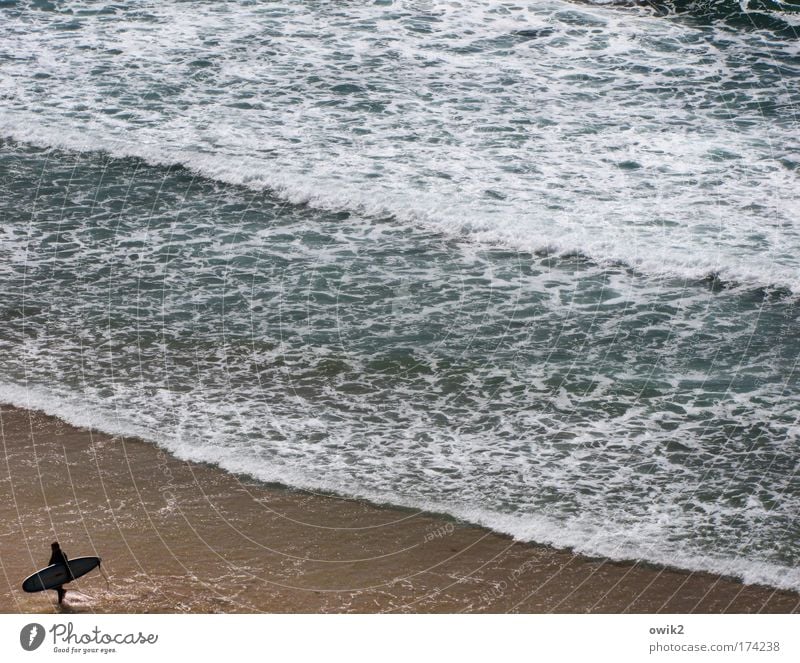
[{"xmin": 1, "ymin": 404, "xmax": 797, "ymax": 614}]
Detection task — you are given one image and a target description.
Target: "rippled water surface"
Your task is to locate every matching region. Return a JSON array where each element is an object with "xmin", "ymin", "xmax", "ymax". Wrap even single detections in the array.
[{"xmin": 0, "ymin": 0, "xmax": 798, "ymax": 590}]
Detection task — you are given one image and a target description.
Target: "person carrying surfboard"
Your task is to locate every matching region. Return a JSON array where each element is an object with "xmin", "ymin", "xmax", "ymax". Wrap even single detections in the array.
[
  {"xmin": 22, "ymin": 545, "xmax": 102, "ymax": 603},
  {"xmin": 48, "ymin": 542, "xmax": 69, "ymax": 604}
]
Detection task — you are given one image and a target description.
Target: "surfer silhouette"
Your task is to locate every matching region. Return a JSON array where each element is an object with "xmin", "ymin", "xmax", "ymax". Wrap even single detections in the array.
[{"xmin": 48, "ymin": 542, "xmax": 69, "ymax": 604}]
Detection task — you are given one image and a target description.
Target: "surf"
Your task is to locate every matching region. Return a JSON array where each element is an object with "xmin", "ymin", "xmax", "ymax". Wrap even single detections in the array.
[
  {"xmin": 2, "ymin": 0, "xmax": 799, "ymax": 597},
  {"xmin": 2, "ymin": 0, "xmax": 799, "ymax": 291},
  {"xmin": 2, "ymin": 130, "xmax": 799, "ymax": 295}
]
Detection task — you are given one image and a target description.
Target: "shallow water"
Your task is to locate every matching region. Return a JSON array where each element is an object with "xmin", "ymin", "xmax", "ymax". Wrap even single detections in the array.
[{"xmin": 0, "ymin": 1, "xmax": 798, "ymax": 590}]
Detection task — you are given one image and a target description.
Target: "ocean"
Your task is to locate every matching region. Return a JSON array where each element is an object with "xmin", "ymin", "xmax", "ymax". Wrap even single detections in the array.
[{"xmin": 0, "ymin": 0, "xmax": 798, "ymax": 592}]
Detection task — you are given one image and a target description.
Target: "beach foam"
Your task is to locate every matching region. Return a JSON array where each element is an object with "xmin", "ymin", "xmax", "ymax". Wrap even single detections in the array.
[{"xmin": 1, "ymin": 0, "xmax": 799, "ymax": 594}]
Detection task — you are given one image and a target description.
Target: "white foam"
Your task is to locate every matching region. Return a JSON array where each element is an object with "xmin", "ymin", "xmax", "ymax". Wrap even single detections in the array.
[
  {"xmin": 1, "ymin": 0, "xmax": 799, "ymax": 290},
  {"xmin": 2, "ymin": 0, "xmax": 800, "ymax": 594},
  {"xmin": 2, "ymin": 380, "xmax": 798, "ymax": 593}
]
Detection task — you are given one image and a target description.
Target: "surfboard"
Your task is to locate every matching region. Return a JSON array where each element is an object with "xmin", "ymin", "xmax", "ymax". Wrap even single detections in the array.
[{"xmin": 21, "ymin": 557, "xmax": 101, "ymax": 593}]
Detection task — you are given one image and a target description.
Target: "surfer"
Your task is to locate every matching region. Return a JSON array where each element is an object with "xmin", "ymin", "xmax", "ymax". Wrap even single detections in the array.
[{"xmin": 48, "ymin": 542, "xmax": 69, "ymax": 604}]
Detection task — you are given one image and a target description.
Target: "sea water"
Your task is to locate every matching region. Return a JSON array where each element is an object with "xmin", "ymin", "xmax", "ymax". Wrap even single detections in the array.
[{"xmin": 1, "ymin": 0, "xmax": 799, "ymax": 591}]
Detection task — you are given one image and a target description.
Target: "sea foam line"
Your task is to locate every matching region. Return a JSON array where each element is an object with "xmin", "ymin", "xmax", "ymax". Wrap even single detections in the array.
[
  {"xmin": 3, "ymin": 124, "xmax": 800, "ymax": 296},
  {"xmin": 1, "ymin": 381, "xmax": 798, "ymax": 594}
]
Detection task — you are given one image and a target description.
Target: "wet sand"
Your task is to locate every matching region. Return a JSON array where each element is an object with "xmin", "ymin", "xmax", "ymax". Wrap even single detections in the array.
[{"xmin": 1, "ymin": 404, "xmax": 797, "ymax": 614}]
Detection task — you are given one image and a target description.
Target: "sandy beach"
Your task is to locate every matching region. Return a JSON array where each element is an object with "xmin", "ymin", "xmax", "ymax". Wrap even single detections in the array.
[{"xmin": 0, "ymin": 404, "xmax": 797, "ymax": 614}]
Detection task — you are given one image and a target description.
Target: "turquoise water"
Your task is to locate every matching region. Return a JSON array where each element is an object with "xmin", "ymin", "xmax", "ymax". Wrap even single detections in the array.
[{"xmin": 0, "ymin": 1, "xmax": 798, "ymax": 590}]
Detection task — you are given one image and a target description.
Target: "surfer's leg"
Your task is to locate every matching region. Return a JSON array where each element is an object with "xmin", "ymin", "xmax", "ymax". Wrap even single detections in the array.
[{"xmin": 56, "ymin": 587, "xmax": 66, "ymax": 604}]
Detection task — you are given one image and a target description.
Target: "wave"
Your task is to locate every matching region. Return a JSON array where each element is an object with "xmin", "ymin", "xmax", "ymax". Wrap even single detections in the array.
[
  {"xmin": 2, "ymin": 0, "xmax": 799, "ymax": 294},
  {"xmin": 3, "ymin": 129, "xmax": 800, "ymax": 296},
  {"xmin": 2, "ymin": 381, "xmax": 798, "ymax": 593}
]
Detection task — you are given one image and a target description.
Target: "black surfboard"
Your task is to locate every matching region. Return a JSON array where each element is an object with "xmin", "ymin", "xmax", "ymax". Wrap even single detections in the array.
[{"xmin": 22, "ymin": 557, "xmax": 101, "ymax": 593}]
